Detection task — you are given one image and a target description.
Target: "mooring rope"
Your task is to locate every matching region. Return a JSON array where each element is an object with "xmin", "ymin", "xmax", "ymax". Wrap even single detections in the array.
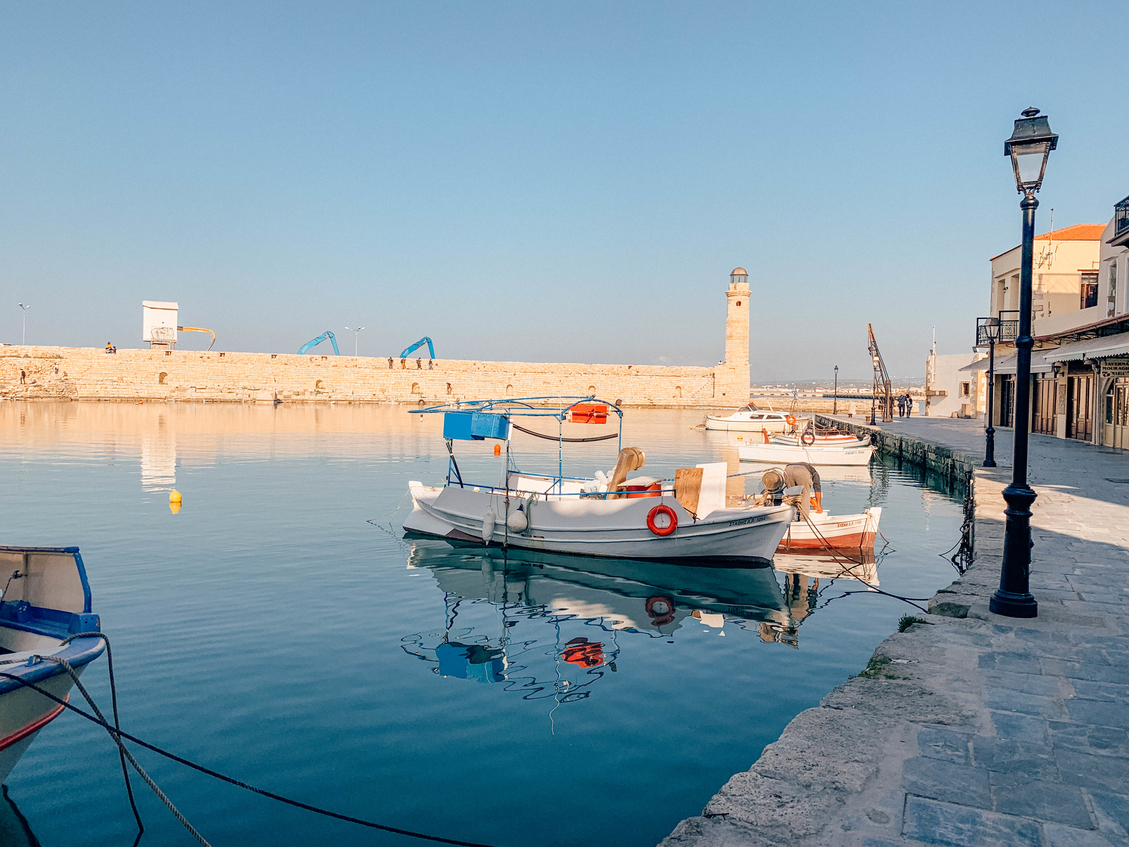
[{"xmin": 0, "ymin": 647, "xmax": 500, "ymax": 847}]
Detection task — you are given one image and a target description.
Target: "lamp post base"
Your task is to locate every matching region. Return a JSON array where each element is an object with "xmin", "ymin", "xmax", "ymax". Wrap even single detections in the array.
[
  {"xmin": 984, "ymin": 425, "xmax": 997, "ymax": 467},
  {"xmin": 989, "ymin": 589, "xmax": 1038, "ymax": 617},
  {"xmin": 990, "ymin": 483, "xmax": 1039, "ymax": 618}
]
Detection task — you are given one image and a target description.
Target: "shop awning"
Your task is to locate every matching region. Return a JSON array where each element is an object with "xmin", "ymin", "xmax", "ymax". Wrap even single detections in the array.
[
  {"xmin": 961, "ymin": 354, "xmax": 1052, "ymax": 374},
  {"xmin": 1040, "ymin": 334, "xmax": 1129, "ymax": 363}
]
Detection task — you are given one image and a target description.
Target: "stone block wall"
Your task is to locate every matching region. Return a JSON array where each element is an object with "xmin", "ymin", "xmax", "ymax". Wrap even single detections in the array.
[{"xmin": 0, "ymin": 346, "xmax": 748, "ymax": 408}]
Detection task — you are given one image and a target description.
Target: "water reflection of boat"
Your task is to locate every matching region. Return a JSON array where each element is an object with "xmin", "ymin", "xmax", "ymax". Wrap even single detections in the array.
[
  {"xmin": 406, "ymin": 539, "xmax": 792, "ymax": 634},
  {"xmin": 0, "ymin": 786, "xmax": 39, "ymax": 847},
  {"xmin": 774, "ymin": 551, "xmax": 879, "ymax": 586}
]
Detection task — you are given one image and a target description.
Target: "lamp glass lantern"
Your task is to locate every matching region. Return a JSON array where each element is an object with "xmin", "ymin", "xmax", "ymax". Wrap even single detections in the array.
[
  {"xmin": 984, "ymin": 316, "xmax": 1001, "ymax": 343},
  {"xmin": 1004, "ymin": 108, "xmax": 1058, "ymax": 194}
]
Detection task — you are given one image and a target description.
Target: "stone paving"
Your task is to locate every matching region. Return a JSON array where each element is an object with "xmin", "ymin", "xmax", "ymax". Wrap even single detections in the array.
[{"xmin": 663, "ymin": 418, "xmax": 1129, "ymax": 847}]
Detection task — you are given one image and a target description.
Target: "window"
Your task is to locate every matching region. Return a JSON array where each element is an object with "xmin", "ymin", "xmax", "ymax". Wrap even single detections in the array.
[
  {"xmin": 1109, "ymin": 262, "xmax": 1119, "ymax": 317},
  {"xmin": 1081, "ymin": 272, "xmax": 1099, "ymax": 309},
  {"xmin": 959, "ymin": 382, "xmax": 970, "ymax": 398},
  {"xmin": 158, "ymin": 372, "xmax": 167, "ymax": 385}
]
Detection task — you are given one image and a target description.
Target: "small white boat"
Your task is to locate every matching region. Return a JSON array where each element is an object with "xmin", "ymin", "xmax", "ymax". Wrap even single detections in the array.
[
  {"xmin": 0, "ymin": 546, "xmax": 104, "ymax": 782},
  {"xmin": 739, "ymin": 434, "xmax": 874, "ymax": 466},
  {"xmin": 404, "ymin": 398, "xmax": 796, "ymax": 562},
  {"xmin": 704, "ymin": 404, "xmax": 809, "ymax": 433},
  {"xmin": 777, "ymin": 507, "xmax": 882, "ymax": 553}
]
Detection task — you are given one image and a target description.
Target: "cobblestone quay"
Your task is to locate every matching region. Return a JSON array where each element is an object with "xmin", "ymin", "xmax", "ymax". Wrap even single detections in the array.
[{"xmin": 663, "ymin": 417, "xmax": 1128, "ymax": 847}]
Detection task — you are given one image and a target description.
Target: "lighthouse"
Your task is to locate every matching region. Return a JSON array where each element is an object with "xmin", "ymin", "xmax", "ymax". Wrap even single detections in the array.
[{"xmin": 722, "ymin": 267, "xmax": 751, "ymax": 400}]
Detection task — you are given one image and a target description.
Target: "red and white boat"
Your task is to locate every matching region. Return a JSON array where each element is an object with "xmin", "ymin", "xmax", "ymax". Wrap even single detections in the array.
[{"xmin": 776, "ymin": 507, "xmax": 882, "ymax": 552}]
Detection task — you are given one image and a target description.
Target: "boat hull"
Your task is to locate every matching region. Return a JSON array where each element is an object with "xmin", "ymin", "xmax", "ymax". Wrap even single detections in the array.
[
  {"xmin": 704, "ymin": 415, "xmax": 809, "ymax": 433},
  {"xmin": 777, "ymin": 507, "xmax": 881, "ymax": 552},
  {"xmin": 404, "ymin": 483, "xmax": 795, "ymax": 561},
  {"xmin": 738, "ymin": 442, "xmax": 874, "ymax": 466},
  {"xmin": 0, "ymin": 636, "xmax": 104, "ymax": 783}
]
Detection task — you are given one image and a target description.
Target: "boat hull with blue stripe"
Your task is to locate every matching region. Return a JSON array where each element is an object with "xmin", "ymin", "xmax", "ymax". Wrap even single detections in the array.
[{"xmin": 0, "ymin": 546, "xmax": 104, "ymax": 782}]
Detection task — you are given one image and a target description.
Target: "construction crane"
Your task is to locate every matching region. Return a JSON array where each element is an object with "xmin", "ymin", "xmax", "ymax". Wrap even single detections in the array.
[
  {"xmin": 298, "ymin": 332, "xmax": 340, "ymax": 355},
  {"xmin": 399, "ymin": 337, "xmax": 435, "ymax": 359},
  {"xmin": 177, "ymin": 326, "xmax": 216, "ymax": 351},
  {"xmin": 867, "ymin": 324, "xmax": 895, "ymax": 423}
]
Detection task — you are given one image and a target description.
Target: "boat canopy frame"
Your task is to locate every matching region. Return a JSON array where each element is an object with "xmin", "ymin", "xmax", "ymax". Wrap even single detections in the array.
[{"xmin": 413, "ymin": 396, "xmax": 625, "ymax": 494}]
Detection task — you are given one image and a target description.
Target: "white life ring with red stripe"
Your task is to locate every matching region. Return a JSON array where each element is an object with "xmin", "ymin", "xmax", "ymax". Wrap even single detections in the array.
[{"xmin": 646, "ymin": 504, "xmax": 678, "ymax": 536}]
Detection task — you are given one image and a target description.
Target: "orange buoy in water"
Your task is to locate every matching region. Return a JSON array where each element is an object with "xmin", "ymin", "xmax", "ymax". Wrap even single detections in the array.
[{"xmin": 494, "ymin": 444, "xmax": 501, "ymax": 457}]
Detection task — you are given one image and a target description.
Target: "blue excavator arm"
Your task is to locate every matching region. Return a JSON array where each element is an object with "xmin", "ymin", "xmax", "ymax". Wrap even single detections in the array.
[
  {"xmin": 399, "ymin": 337, "xmax": 435, "ymax": 359},
  {"xmin": 298, "ymin": 331, "xmax": 340, "ymax": 355}
]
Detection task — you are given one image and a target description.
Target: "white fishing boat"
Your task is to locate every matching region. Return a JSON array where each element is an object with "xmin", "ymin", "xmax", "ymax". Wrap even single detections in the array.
[
  {"xmin": 404, "ymin": 397, "xmax": 795, "ymax": 562},
  {"xmin": 0, "ymin": 546, "xmax": 104, "ymax": 782},
  {"xmin": 776, "ymin": 507, "xmax": 882, "ymax": 553},
  {"xmin": 704, "ymin": 404, "xmax": 809, "ymax": 433},
  {"xmin": 739, "ymin": 433, "xmax": 874, "ymax": 466}
]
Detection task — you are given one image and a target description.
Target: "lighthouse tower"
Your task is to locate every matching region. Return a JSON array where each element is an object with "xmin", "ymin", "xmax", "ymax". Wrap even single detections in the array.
[{"xmin": 721, "ymin": 267, "xmax": 751, "ymax": 400}]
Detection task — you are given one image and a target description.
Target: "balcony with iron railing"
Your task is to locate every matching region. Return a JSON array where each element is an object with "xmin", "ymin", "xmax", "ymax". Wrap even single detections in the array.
[{"xmin": 1114, "ymin": 195, "xmax": 1129, "ymax": 247}]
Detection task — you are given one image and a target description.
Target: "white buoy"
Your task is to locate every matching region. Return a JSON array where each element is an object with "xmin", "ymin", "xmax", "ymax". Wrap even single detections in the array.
[
  {"xmin": 481, "ymin": 508, "xmax": 496, "ymax": 543},
  {"xmin": 507, "ymin": 508, "xmax": 527, "ymax": 533}
]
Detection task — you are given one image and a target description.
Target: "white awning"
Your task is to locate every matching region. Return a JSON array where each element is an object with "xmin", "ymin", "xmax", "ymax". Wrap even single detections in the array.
[
  {"xmin": 1040, "ymin": 334, "xmax": 1129, "ymax": 363},
  {"xmin": 991, "ymin": 354, "xmax": 1053, "ymax": 375}
]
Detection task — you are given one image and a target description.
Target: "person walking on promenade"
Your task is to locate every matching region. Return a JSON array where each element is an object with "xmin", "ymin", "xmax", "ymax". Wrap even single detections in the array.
[
  {"xmin": 19, "ymin": 369, "xmax": 26, "ymax": 384},
  {"xmin": 904, "ymin": 393, "xmax": 914, "ymax": 416},
  {"xmin": 897, "ymin": 393, "xmax": 906, "ymax": 417},
  {"xmin": 387, "ymin": 357, "xmax": 393, "ymax": 369}
]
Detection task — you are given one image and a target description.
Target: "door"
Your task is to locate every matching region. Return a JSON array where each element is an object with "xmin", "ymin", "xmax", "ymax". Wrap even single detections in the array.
[
  {"xmin": 1032, "ymin": 377, "xmax": 1055, "ymax": 435},
  {"xmin": 1067, "ymin": 374, "xmax": 1093, "ymax": 441}
]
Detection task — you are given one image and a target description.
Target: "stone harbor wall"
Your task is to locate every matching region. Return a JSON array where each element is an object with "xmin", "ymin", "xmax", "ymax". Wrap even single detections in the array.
[{"xmin": 0, "ymin": 346, "xmax": 747, "ymax": 408}]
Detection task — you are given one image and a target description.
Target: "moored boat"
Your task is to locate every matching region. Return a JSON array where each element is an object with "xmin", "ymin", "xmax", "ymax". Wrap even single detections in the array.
[
  {"xmin": 404, "ymin": 397, "xmax": 796, "ymax": 562},
  {"xmin": 738, "ymin": 435, "xmax": 874, "ymax": 466},
  {"xmin": 776, "ymin": 507, "xmax": 882, "ymax": 552},
  {"xmin": 704, "ymin": 404, "xmax": 810, "ymax": 433},
  {"xmin": 0, "ymin": 546, "xmax": 104, "ymax": 782}
]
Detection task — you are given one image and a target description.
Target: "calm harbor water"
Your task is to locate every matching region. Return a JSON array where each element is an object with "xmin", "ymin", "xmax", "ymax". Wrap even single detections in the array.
[{"xmin": 0, "ymin": 402, "xmax": 966, "ymax": 847}]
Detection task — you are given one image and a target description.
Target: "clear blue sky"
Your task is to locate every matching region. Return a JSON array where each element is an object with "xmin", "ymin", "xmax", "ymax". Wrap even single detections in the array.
[{"xmin": 2, "ymin": 1, "xmax": 1126, "ymax": 380}]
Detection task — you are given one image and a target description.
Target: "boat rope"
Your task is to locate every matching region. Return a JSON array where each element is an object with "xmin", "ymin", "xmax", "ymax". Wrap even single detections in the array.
[
  {"xmin": 57, "ymin": 632, "xmax": 144, "ymax": 835},
  {"xmin": 510, "ymin": 422, "xmax": 618, "ymax": 443},
  {"xmin": 12, "ymin": 647, "xmax": 209, "ymax": 846},
  {"xmin": 0, "ymin": 648, "xmax": 500, "ymax": 847},
  {"xmin": 367, "ymin": 489, "xmax": 412, "ymax": 525}
]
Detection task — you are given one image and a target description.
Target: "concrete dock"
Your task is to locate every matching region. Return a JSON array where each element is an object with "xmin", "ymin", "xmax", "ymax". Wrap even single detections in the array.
[{"xmin": 663, "ymin": 417, "xmax": 1128, "ymax": 847}]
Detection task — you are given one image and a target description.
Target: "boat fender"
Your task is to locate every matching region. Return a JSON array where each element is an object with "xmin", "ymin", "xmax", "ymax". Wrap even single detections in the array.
[
  {"xmin": 801, "ymin": 431, "xmax": 816, "ymax": 446},
  {"xmin": 762, "ymin": 428, "xmax": 770, "ymax": 444},
  {"xmin": 645, "ymin": 595, "xmax": 676, "ymax": 626},
  {"xmin": 507, "ymin": 506, "xmax": 528, "ymax": 533},
  {"xmin": 786, "ymin": 415, "xmax": 796, "ymax": 427},
  {"xmin": 646, "ymin": 504, "xmax": 678, "ymax": 536},
  {"xmin": 482, "ymin": 508, "xmax": 496, "ymax": 543}
]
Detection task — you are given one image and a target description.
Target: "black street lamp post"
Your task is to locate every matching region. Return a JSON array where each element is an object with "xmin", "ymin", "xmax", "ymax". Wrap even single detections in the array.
[
  {"xmin": 990, "ymin": 107, "xmax": 1057, "ymax": 619},
  {"xmin": 833, "ymin": 365, "xmax": 839, "ymax": 415},
  {"xmin": 977, "ymin": 316, "xmax": 1001, "ymax": 467}
]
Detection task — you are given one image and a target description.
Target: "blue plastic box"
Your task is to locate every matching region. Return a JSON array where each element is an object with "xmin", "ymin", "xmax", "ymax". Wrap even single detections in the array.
[{"xmin": 442, "ymin": 411, "xmax": 510, "ymax": 441}]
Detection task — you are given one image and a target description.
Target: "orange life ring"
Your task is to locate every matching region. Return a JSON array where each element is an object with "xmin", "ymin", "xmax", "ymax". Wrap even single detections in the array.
[
  {"xmin": 786, "ymin": 415, "xmax": 797, "ymax": 427},
  {"xmin": 645, "ymin": 595, "xmax": 676, "ymax": 626},
  {"xmin": 646, "ymin": 504, "xmax": 678, "ymax": 536},
  {"xmin": 801, "ymin": 431, "xmax": 816, "ymax": 446}
]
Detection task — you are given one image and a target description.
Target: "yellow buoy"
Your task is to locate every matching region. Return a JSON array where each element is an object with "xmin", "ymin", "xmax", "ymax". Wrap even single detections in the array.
[{"xmin": 169, "ymin": 490, "xmax": 182, "ymax": 502}]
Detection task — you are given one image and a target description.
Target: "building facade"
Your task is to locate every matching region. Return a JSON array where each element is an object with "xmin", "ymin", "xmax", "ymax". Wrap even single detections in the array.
[{"xmin": 976, "ymin": 204, "xmax": 1129, "ymax": 448}]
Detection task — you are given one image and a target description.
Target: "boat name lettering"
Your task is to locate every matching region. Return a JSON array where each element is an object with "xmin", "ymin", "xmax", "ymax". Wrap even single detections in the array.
[{"xmin": 729, "ymin": 515, "xmax": 769, "ymax": 527}]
